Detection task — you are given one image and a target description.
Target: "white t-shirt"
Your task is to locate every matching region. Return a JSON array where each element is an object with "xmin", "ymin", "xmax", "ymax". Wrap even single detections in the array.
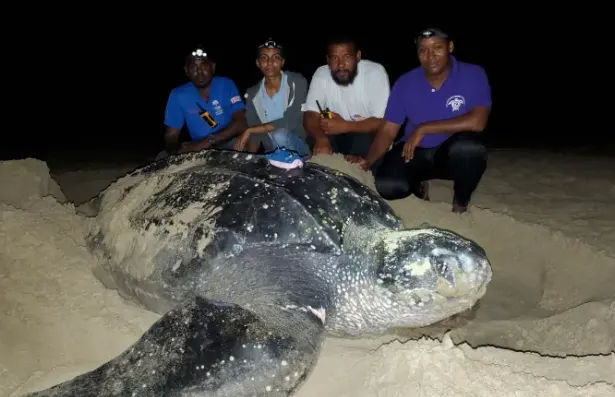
[{"xmin": 303, "ymin": 59, "xmax": 390, "ymax": 121}]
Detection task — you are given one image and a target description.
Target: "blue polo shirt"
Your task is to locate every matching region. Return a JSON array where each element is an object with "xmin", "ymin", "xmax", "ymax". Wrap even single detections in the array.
[
  {"xmin": 164, "ymin": 76, "xmax": 246, "ymax": 141},
  {"xmin": 383, "ymin": 56, "xmax": 491, "ymax": 148}
]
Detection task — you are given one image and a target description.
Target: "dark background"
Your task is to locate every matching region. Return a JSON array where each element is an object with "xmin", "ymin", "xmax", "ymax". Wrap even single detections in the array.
[{"xmin": 2, "ymin": 20, "xmax": 608, "ymax": 165}]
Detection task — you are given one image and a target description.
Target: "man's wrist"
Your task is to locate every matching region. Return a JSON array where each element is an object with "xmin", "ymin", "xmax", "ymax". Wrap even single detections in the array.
[
  {"xmin": 341, "ymin": 120, "xmax": 352, "ymax": 133},
  {"xmin": 192, "ymin": 135, "xmax": 215, "ymax": 151}
]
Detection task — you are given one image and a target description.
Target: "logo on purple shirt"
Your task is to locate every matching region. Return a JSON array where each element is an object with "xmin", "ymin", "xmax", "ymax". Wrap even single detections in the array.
[{"xmin": 446, "ymin": 95, "xmax": 465, "ymax": 112}]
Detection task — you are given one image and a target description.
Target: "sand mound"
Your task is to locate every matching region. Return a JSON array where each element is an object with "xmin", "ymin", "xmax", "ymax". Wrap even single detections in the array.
[
  {"xmin": 0, "ymin": 155, "xmax": 613, "ymax": 396},
  {"xmin": 0, "ymin": 158, "xmax": 66, "ymax": 207}
]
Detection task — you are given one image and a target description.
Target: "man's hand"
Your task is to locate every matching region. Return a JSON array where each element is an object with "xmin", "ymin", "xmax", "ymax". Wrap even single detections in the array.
[
  {"xmin": 358, "ymin": 158, "xmax": 369, "ymax": 171},
  {"xmin": 344, "ymin": 154, "xmax": 362, "ymax": 164},
  {"xmin": 233, "ymin": 129, "xmax": 251, "ymax": 151},
  {"xmin": 313, "ymin": 137, "xmax": 332, "ymax": 155},
  {"xmin": 177, "ymin": 142, "xmax": 196, "ymax": 154},
  {"xmin": 402, "ymin": 129, "xmax": 425, "ymax": 162},
  {"xmin": 319, "ymin": 112, "xmax": 349, "ymax": 135},
  {"xmin": 178, "ymin": 138, "xmax": 211, "ymax": 154},
  {"xmin": 344, "ymin": 155, "xmax": 369, "ymax": 171}
]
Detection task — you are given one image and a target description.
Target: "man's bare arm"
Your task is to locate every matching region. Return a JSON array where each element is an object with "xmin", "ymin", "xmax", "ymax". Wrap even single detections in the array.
[
  {"xmin": 193, "ymin": 109, "xmax": 248, "ymax": 150},
  {"xmin": 245, "ymin": 122, "xmax": 275, "ymax": 135},
  {"xmin": 364, "ymin": 120, "xmax": 400, "ymax": 167},
  {"xmin": 164, "ymin": 126, "xmax": 182, "ymax": 153},
  {"xmin": 344, "ymin": 117, "xmax": 384, "ymax": 133},
  {"xmin": 213, "ymin": 109, "xmax": 248, "ymax": 141},
  {"xmin": 418, "ymin": 106, "xmax": 490, "ymax": 134},
  {"xmin": 303, "ymin": 110, "xmax": 327, "ymax": 141}
]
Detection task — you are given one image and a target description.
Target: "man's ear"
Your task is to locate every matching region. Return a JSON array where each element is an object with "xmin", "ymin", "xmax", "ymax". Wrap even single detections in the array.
[
  {"xmin": 448, "ymin": 41, "xmax": 455, "ymax": 53},
  {"xmin": 212, "ymin": 62, "xmax": 216, "ymax": 73},
  {"xmin": 356, "ymin": 50, "xmax": 362, "ymax": 61}
]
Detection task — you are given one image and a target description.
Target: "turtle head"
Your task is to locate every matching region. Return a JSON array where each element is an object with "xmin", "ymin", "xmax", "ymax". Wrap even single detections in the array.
[{"xmin": 374, "ymin": 226, "xmax": 492, "ymax": 328}]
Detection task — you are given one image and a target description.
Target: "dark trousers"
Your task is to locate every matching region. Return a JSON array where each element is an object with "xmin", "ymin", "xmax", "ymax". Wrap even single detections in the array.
[
  {"xmin": 330, "ymin": 132, "xmax": 375, "ymax": 158},
  {"xmin": 374, "ymin": 132, "xmax": 487, "ymax": 206},
  {"xmin": 307, "ymin": 132, "xmax": 375, "ymax": 158}
]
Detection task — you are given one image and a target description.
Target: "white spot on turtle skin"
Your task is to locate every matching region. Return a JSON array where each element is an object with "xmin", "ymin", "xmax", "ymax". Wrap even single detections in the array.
[
  {"xmin": 262, "ymin": 203, "xmax": 269, "ymax": 209},
  {"xmin": 232, "ymin": 153, "xmax": 238, "ymax": 158},
  {"xmin": 245, "ymin": 154, "xmax": 253, "ymax": 160},
  {"xmin": 405, "ymin": 257, "xmax": 431, "ymax": 276},
  {"xmin": 307, "ymin": 306, "xmax": 326, "ymax": 324}
]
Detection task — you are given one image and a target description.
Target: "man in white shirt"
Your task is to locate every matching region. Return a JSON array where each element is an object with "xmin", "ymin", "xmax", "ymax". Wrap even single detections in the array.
[{"xmin": 302, "ymin": 36, "xmax": 390, "ymax": 163}]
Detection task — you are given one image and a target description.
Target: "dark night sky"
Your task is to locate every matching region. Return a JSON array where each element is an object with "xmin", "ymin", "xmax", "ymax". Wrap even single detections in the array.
[{"xmin": 2, "ymin": 19, "xmax": 606, "ymax": 163}]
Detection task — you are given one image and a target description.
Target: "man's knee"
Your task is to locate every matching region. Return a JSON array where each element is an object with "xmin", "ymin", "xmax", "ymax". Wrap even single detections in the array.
[
  {"xmin": 374, "ymin": 173, "xmax": 410, "ymax": 201},
  {"xmin": 269, "ymin": 128, "xmax": 293, "ymax": 146},
  {"xmin": 270, "ymin": 128, "xmax": 309, "ymax": 156},
  {"xmin": 270, "ymin": 127, "xmax": 291, "ymax": 138},
  {"xmin": 449, "ymin": 134, "xmax": 487, "ymax": 162},
  {"xmin": 155, "ymin": 150, "xmax": 170, "ymax": 161}
]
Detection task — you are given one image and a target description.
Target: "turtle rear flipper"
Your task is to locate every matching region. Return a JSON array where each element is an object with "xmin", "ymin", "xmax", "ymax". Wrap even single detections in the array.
[{"xmin": 24, "ymin": 296, "xmax": 326, "ymax": 397}]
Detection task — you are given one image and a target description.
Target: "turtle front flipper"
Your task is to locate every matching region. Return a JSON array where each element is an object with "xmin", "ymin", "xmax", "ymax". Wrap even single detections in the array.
[{"xmin": 24, "ymin": 296, "xmax": 326, "ymax": 397}]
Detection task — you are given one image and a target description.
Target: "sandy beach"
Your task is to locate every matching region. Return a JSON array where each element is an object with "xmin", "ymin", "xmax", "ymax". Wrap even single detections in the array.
[{"xmin": 1, "ymin": 149, "xmax": 614, "ymax": 396}]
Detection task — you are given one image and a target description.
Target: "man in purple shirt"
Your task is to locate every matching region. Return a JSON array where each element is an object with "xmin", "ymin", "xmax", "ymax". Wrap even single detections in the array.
[{"xmin": 357, "ymin": 28, "xmax": 491, "ymax": 213}]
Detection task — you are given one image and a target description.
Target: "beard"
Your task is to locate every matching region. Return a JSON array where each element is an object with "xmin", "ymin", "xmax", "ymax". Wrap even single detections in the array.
[{"xmin": 330, "ymin": 64, "xmax": 358, "ymax": 86}]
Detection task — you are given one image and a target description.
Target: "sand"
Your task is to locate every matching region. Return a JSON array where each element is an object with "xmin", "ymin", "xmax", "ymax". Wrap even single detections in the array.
[{"xmin": 0, "ymin": 150, "xmax": 614, "ymax": 396}]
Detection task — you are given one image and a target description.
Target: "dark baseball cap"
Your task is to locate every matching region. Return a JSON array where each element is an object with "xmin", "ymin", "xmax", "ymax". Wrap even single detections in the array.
[
  {"xmin": 414, "ymin": 28, "xmax": 449, "ymax": 44},
  {"xmin": 256, "ymin": 37, "xmax": 285, "ymax": 58},
  {"xmin": 258, "ymin": 37, "xmax": 283, "ymax": 51}
]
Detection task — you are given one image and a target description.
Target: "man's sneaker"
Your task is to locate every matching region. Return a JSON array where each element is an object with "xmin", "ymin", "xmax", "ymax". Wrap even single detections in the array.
[{"xmin": 266, "ymin": 148, "xmax": 304, "ymax": 170}]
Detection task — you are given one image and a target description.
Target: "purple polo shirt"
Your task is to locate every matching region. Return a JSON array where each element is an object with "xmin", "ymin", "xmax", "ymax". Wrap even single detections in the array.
[{"xmin": 383, "ymin": 56, "xmax": 491, "ymax": 148}]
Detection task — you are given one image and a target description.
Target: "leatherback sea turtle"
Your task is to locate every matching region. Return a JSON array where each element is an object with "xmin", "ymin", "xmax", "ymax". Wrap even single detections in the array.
[{"xmin": 28, "ymin": 149, "xmax": 492, "ymax": 397}]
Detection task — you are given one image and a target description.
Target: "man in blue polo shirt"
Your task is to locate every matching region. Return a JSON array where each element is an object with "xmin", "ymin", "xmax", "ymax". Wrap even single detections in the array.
[
  {"xmin": 161, "ymin": 46, "xmax": 247, "ymax": 157},
  {"xmin": 358, "ymin": 28, "xmax": 491, "ymax": 213}
]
